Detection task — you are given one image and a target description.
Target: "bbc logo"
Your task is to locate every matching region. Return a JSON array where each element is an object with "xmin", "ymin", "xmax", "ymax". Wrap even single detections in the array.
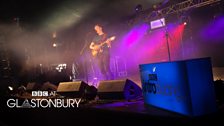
[{"xmin": 32, "ymin": 91, "xmax": 49, "ymax": 96}]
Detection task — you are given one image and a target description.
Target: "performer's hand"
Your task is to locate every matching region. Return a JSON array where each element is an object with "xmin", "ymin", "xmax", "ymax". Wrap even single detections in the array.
[
  {"xmin": 107, "ymin": 42, "xmax": 111, "ymax": 48},
  {"xmin": 89, "ymin": 42, "xmax": 95, "ymax": 49},
  {"xmin": 107, "ymin": 36, "xmax": 115, "ymax": 48},
  {"xmin": 110, "ymin": 36, "xmax": 116, "ymax": 41}
]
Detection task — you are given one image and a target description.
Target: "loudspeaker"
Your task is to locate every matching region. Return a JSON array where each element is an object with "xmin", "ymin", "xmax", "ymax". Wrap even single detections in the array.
[
  {"xmin": 57, "ymin": 81, "xmax": 97, "ymax": 99},
  {"xmin": 41, "ymin": 82, "xmax": 57, "ymax": 91},
  {"xmin": 97, "ymin": 79, "xmax": 142, "ymax": 100}
]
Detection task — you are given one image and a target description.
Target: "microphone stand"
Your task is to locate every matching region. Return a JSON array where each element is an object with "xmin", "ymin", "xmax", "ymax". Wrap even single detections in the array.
[
  {"xmin": 80, "ymin": 41, "xmax": 89, "ymax": 84},
  {"xmin": 158, "ymin": 13, "xmax": 171, "ymax": 62}
]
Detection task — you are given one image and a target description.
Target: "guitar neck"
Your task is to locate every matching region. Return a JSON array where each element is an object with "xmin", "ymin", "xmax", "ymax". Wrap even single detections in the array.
[
  {"xmin": 96, "ymin": 36, "xmax": 115, "ymax": 48},
  {"xmin": 99, "ymin": 41, "xmax": 107, "ymax": 47}
]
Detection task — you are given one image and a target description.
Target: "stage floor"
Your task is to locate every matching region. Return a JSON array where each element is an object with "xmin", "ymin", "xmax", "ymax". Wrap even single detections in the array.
[{"xmin": 1, "ymin": 97, "xmax": 224, "ymax": 126}]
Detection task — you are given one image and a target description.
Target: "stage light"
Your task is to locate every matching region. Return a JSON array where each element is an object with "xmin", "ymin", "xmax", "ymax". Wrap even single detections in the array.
[
  {"xmin": 7, "ymin": 86, "xmax": 15, "ymax": 95},
  {"xmin": 8, "ymin": 86, "xmax": 13, "ymax": 91},
  {"xmin": 53, "ymin": 43, "xmax": 57, "ymax": 47},
  {"xmin": 150, "ymin": 18, "xmax": 166, "ymax": 30},
  {"xmin": 179, "ymin": 14, "xmax": 190, "ymax": 25}
]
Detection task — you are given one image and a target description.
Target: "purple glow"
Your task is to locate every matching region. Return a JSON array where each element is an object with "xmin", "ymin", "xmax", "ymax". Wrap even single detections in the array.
[
  {"xmin": 122, "ymin": 24, "xmax": 149, "ymax": 47},
  {"xmin": 111, "ymin": 23, "xmax": 185, "ymax": 81},
  {"xmin": 182, "ymin": 39, "xmax": 200, "ymax": 59},
  {"xmin": 200, "ymin": 16, "xmax": 224, "ymax": 42}
]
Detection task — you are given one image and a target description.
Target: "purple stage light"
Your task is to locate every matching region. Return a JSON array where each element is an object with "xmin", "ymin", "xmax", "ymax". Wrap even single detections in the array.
[{"xmin": 111, "ymin": 23, "xmax": 185, "ymax": 78}]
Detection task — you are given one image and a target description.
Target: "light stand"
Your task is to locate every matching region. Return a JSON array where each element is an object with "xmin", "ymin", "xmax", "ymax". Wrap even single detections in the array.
[
  {"xmin": 158, "ymin": 18, "xmax": 171, "ymax": 62},
  {"xmin": 165, "ymin": 27, "xmax": 171, "ymax": 61}
]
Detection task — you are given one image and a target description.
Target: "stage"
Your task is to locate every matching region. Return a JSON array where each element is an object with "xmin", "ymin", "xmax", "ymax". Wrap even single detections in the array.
[{"xmin": 1, "ymin": 0, "xmax": 224, "ymax": 126}]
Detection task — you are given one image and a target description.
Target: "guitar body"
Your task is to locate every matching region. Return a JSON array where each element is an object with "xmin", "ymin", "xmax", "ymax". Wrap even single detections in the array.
[
  {"xmin": 91, "ymin": 48, "xmax": 102, "ymax": 57},
  {"xmin": 91, "ymin": 50, "xmax": 97, "ymax": 57},
  {"xmin": 91, "ymin": 36, "xmax": 115, "ymax": 58}
]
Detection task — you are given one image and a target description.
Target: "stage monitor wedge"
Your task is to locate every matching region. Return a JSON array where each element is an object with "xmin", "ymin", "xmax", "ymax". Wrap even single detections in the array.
[
  {"xmin": 97, "ymin": 79, "xmax": 142, "ymax": 100},
  {"xmin": 57, "ymin": 81, "xmax": 97, "ymax": 99}
]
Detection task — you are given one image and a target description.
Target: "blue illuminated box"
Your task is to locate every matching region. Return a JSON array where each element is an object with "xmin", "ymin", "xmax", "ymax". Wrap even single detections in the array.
[{"xmin": 139, "ymin": 57, "xmax": 217, "ymax": 116}]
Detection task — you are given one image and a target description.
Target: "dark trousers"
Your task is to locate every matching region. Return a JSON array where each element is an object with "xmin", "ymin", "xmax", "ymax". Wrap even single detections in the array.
[{"xmin": 97, "ymin": 53, "xmax": 113, "ymax": 80}]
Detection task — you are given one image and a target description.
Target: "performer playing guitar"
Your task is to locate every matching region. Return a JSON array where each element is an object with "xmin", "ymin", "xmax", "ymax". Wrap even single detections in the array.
[
  {"xmin": 89, "ymin": 24, "xmax": 115, "ymax": 80},
  {"xmin": 90, "ymin": 36, "xmax": 115, "ymax": 57}
]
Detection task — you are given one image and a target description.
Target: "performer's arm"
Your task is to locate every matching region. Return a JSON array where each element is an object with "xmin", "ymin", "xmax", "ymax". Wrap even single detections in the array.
[
  {"xmin": 106, "ymin": 41, "xmax": 111, "ymax": 48},
  {"xmin": 106, "ymin": 36, "xmax": 115, "ymax": 48}
]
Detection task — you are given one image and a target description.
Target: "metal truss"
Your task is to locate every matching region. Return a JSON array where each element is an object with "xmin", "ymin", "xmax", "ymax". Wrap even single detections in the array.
[
  {"xmin": 127, "ymin": 0, "xmax": 222, "ymax": 26},
  {"xmin": 149, "ymin": 0, "xmax": 221, "ymax": 18}
]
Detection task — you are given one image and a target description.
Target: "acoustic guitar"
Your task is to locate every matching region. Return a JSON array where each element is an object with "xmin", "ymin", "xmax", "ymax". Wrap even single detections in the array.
[{"xmin": 91, "ymin": 36, "xmax": 116, "ymax": 57}]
